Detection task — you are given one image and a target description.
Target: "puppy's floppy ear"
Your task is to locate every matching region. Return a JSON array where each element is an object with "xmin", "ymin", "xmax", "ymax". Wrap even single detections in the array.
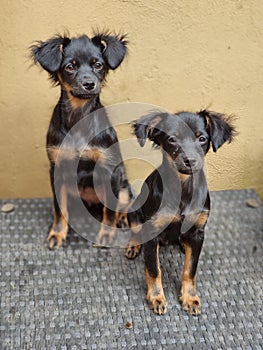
[
  {"xmin": 199, "ymin": 110, "xmax": 237, "ymax": 152},
  {"xmin": 92, "ymin": 32, "xmax": 128, "ymax": 70},
  {"xmin": 30, "ymin": 34, "xmax": 70, "ymax": 78},
  {"xmin": 133, "ymin": 113, "xmax": 166, "ymax": 147}
]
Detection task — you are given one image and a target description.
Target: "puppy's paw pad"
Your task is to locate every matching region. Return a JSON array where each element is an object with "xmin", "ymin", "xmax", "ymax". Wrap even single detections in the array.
[
  {"xmin": 124, "ymin": 244, "xmax": 141, "ymax": 259},
  {"xmin": 117, "ymin": 214, "xmax": 129, "ymax": 229},
  {"xmin": 180, "ymin": 294, "xmax": 201, "ymax": 316},
  {"xmin": 96, "ymin": 227, "xmax": 116, "ymax": 247},
  {"xmin": 47, "ymin": 231, "xmax": 67, "ymax": 250},
  {"xmin": 147, "ymin": 295, "xmax": 167, "ymax": 315}
]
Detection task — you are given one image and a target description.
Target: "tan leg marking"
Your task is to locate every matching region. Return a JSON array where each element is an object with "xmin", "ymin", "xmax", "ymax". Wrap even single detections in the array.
[
  {"xmin": 195, "ymin": 211, "xmax": 209, "ymax": 228},
  {"xmin": 180, "ymin": 243, "xmax": 201, "ymax": 315},
  {"xmin": 96, "ymin": 206, "xmax": 117, "ymax": 247},
  {"xmin": 146, "ymin": 245, "xmax": 167, "ymax": 315},
  {"xmin": 48, "ymin": 185, "xmax": 69, "ymax": 249},
  {"xmin": 146, "ymin": 270, "xmax": 167, "ymax": 315},
  {"xmin": 116, "ymin": 188, "xmax": 132, "ymax": 229},
  {"xmin": 124, "ymin": 222, "xmax": 142, "ymax": 259}
]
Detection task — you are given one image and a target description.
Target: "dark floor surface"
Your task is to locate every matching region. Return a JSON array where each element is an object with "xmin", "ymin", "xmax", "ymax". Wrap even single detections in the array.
[{"xmin": 0, "ymin": 189, "xmax": 262, "ymax": 350}]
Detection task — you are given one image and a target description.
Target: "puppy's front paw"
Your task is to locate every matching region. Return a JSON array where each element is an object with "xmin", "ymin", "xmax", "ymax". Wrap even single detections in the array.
[
  {"xmin": 117, "ymin": 212, "xmax": 129, "ymax": 229},
  {"xmin": 96, "ymin": 225, "xmax": 116, "ymax": 247},
  {"xmin": 47, "ymin": 229, "xmax": 67, "ymax": 250},
  {"xmin": 180, "ymin": 293, "xmax": 201, "ymax": 316},
  {"xmin": 124, "ymin": 243, "xmax": 141, "ymax": 259},
  {"xmin": 147, "ymin": 293, "xmax": 167, "ymax": 315}
]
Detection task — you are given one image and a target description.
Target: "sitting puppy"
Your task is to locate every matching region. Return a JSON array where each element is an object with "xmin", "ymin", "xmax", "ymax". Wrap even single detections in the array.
[
  {"xmin": 125, "ymin": 110, "xmax": 236, "ymax": 315},
  {"xmin": 31, "ymin": 32, "xmax": 131, "ymax": 248}
]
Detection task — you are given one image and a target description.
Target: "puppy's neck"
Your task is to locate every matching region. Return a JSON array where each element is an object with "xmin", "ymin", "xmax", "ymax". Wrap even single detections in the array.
[
  {"xmin": 67, "ymin": 93, "xmax": 91, "ymax": 110},
  {"xmin": 179, "ymin": 172, "xmax": 191, "ymax": 183},
  {"xmin": 59, "ymin": 90, "xmax": 101, "ymax": 129},
  {"xmin": 162, "ymin": 153, "xmax": 203, "ymax": 184},
  {"xmin": 62, "ymin": 89, "xmax": 100, "ymax": 110},
  {"xmin": 162, "ymin": 154, "xmax": 190, "ymax": 181}
]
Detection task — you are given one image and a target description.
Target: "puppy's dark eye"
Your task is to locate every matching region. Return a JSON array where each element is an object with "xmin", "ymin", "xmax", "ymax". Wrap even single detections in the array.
[
  {"xmin": 65, "ymin": 63, "xmax": 75, "ymax": 72},
  {"xmin": 168, "ymin": 136, "xmax": 177, "ymax": 145},
  {"xmin": 199, "ymin": 135, "xmax": 207, "ymax": 145},
  {"xmin": 168, "ymin": 136, "xmax": 180, "ymax": 152},
  {"xmin": 93, "ymin": 61, "xmax": 103, "ymax": 71}
]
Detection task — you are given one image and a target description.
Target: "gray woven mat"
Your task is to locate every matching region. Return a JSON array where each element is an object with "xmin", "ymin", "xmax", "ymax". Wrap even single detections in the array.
[{"xmin": 0, "ymin": 190, "xmax": 262, "ymax": 349}]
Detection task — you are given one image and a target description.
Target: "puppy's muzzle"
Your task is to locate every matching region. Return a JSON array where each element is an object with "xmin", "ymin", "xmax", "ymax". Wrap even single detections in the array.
[
  {"xmin": 82, "ymin": 79, "xmax": 96, "ymax": 92},
  {"xmin": 178, "ymin": 152, "xmax": 203, "ymax": 174},
  {"xmin": 183, "ymin": 156, "xmax": 197, "ymax": 169}
]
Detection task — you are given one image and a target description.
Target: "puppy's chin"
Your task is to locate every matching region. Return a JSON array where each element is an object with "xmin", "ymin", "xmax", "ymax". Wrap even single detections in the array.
[
  {"xmin": 178, "ymin": 168, "xmax": 194, "ymax": 175},
  {"xmin": 70, "ymin": 91, "xmax": 98, "ymax": 100},
  {"xmin": 178, "ymin": 167, "xmax": 200, "ymax": 175}
]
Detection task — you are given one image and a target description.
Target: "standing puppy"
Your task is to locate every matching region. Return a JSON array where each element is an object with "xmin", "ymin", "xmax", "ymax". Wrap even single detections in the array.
[
  {"xmin": 31, "ymin": 32, "xmax": 131, "ymax": 248},
  {"xmin": 125, "ymin": 110, "xmax": 236, "ymax": 315}
]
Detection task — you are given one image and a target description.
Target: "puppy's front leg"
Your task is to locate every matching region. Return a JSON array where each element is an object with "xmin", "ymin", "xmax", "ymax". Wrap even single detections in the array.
[
  {"xmin": 144, "ymin": 239, "xmax": 167, "ymax": 315},
  {"xmin": 180, "ymin": 228, "xmax": 204, "ymax": 315},
  {"xmin": 48, "ymin": 174, "xmax": 69, "ymax": 249}
]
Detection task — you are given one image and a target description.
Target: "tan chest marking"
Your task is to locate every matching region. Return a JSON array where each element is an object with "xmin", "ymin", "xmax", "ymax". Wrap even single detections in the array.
[
  {"xmin": 47, "ymin": 146, "xmax": 76, "ymax": 164},
  {"xmin": 80, "ymin": 148, "xmax": 105, "ymax": 163},
  {"xmin": 58, "ymin": 74, "xmax": 89, "ymax": 110},
  {"xmin": 47, "ymin": 146, "xmax": 105, "ymax": 165},
  {"xmin": 151, "ymin": 212, "xmax": 181, "ymax": 229},
  {"xmin": 185, "ymin": 211, "xmax": 209, "ymax": 228},
  {"xmin": 179, "ymin": 173, "xmax": 190, "ymax": 182}
]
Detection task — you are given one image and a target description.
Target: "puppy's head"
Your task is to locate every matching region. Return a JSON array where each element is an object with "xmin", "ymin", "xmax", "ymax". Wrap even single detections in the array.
[
  {"xmin": 133, "ymin": 110, "xmax": 236, "ymax": 174},
  {"xmin": 30, "ymin": 31, "xmax": 127, "ymax": 101}
]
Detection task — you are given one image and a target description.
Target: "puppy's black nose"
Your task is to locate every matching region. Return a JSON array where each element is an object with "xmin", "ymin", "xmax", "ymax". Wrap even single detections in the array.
[
  {"xmin": 82, "ymin": 80, "xmax": 96, "ymax": 91},
  {"xmin": 183, "ymin": 157, "xmax": 196, "ymax": 168}
]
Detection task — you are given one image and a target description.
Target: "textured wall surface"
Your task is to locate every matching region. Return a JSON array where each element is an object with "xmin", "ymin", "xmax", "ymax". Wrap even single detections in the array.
[{"xmin": 1, "ymin": 0, "xmax": 263, "ymax": 199}]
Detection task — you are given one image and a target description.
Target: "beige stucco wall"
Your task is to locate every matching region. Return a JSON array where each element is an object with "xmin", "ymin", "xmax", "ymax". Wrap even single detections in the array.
[{"xmin": 1, "ymin": 0, "xmax": 263, "ymax": 200}]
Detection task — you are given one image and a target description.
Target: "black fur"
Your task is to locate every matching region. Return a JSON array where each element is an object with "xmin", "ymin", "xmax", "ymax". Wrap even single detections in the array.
[
  {"xmin": 31, "ymin": 32, "xmax": 128, "ymax": 83},
  {"xmin": 125, "ymin": 110, "xmax": 236, "ymax": 315},
  {"xmin": 31, "ymin": 31, "xmax": 131, "ymax": 249}
]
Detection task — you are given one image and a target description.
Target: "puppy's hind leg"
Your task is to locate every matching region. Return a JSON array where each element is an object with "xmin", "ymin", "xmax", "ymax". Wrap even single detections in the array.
[
  {"xmin": 96, "ymin": 168, "xmax": 120, "ymax": 246},
  {"xmin": 116, "ymin": 186, "xmax": 132, "ymax": 229},
  {"xmin": 124, "ymin": 213, "xmax": 142, "ymax": 259}
]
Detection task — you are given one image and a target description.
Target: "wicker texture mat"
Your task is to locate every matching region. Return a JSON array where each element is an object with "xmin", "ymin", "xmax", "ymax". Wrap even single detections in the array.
[{"xmin": 0, "ymin": 190, "xmax": 262, "ymax": 349}]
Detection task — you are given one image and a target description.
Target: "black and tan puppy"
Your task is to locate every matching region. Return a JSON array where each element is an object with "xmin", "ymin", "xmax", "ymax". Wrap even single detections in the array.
[
  {"xmin": 125, "ymin": 110, "xmax": 236, "ymax": 315},
  {"xmin": 31, "ymin": 32, "xmax": 131, "ymax": 248}
]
